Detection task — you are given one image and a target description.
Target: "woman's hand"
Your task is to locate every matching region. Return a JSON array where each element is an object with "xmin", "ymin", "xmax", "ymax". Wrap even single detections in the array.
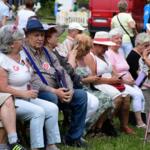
[
  {"xmin": 110, "ymin": 76, "xmax": 122, "ymax": 84},
  {"xmin": 21, "ymin": 90, "xmax": 38, "ymax": 99},
  {"xmin": 82, "ymin": 75, "xmax": 100, "ymax": 84},
  {"xmin": 68, "ymin": 50, "xmax": 78, "ymax": 68},
  {"xmin": 143, "ymin": 46, "xmax": 150, "ymax": 60},
  {"xmin": 123, "ymin": 80, "xmax": 135, "ymax": 86}
]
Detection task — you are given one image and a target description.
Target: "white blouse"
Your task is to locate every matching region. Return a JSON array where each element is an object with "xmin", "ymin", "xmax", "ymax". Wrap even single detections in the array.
[{"xmin": 0, "ymin": 52, "xmax": 32, "ymax": 90}]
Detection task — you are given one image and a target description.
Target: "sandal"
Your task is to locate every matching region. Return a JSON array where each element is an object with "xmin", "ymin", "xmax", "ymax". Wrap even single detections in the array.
[{"xmin": 136, "ymin": 123, "xmax": 147, "ymax": 129}]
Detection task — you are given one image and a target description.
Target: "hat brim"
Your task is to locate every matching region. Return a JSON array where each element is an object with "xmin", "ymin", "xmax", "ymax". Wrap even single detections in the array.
[
  {"xmin": 43, "ymin": 23, "xmax": 65, "ymax": 36},
  {"xmin": 43, "ymin": 24, "xmax": 57, "ymax": 30},
  {"xmin": 93, "ymin": 40, "xmax": 116, "ymax": 46},
  {"xmin": 77, "ymin": 27, "xmax": 85, "ymax": 31},
  {"xmin": 23, "ymin": 28, "xmax": 45, "ymax": 33},
  {"xmin": 69, "ymin": 27, "xmax": 85, "ymax": 31}
]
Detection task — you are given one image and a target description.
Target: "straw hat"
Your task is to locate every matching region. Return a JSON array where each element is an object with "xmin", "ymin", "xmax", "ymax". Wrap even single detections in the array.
[{"xmin": 93, "ymin": 31, "xmax": 116, "ymax": 46}]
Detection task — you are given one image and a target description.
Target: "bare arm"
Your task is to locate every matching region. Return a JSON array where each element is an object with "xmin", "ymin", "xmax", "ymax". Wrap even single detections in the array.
[
  {"xmin": 84, "ymin": 54, "xmax": 121, "ymax": 85},
  {"xmin": 0, "ymin": 68, "xmax": 37, "ymax": 99},
  {"xmin": 84, "ymin": 53, "xmax": 97, "ymax": 75},
  {"xmin": 1, "ymin": 16, "xmax": 8, "ymax": 26}
]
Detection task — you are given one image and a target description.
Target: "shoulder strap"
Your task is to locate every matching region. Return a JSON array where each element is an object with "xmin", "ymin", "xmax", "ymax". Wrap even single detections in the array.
[
  {"xmin": 117, "ymin": 15, "xmax": 131, "ymax": 37},
  {"xmin": 23, "ymin": 46, "xmax": 48, "ymax": 85},
  {"xmin": 89, "ymin": 52, "xmax": 97, "ymax": 75},
  {"xmin": 43, "ymin": 47, "xmax": 68, "ymax": 88}
]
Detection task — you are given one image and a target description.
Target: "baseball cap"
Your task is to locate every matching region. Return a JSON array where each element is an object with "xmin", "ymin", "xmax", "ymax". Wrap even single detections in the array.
[{"xmin": 68, "ymin": 22, "xmax": 85, "ymax": 31}]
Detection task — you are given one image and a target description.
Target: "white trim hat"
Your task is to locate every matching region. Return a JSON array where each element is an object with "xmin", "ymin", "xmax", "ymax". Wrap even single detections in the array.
[
  {"xmin": 93, "ymin": 31, "xmax": 116, "ymax": 46},
  {"xmin": 68, "ymin": 22, "xmax": 85, "ymax": 31},
  {"xmin": 43, "ymin": 24, "xmax": 57, "ymax": 30}
]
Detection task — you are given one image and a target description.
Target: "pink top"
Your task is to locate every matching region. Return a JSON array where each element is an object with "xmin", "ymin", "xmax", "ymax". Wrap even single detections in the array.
[{"xmin": 106, "ymin": 48, "xmax": 133, "ymax": 80}]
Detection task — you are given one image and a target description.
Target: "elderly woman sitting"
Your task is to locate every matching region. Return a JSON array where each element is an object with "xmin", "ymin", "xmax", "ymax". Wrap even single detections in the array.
[
  {"xmin": 0, "ymin": 25, "xmax": 61, "ymax": 150},
  {"xmin": 107, "ymin": 28, "xmax": 146, "ymax": 128},
  {"xmin": 84, "ymin": 31, "xmax": 133, "ymax": 134},
  {"xmin": 67, "ymin": 33, "xmax": 113, "ymax": 136}
]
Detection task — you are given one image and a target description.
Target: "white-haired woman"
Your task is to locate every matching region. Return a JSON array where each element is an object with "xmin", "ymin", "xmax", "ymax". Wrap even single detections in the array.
[
  {"xmin": 111, "ymin": 0, "xmax": 137, "ymax": 57},
  {"xmin": 107, "ymin": 28, "xmax": 146, "ymax": 128},
  {"xmin": 0, "ymin": 25, "xmax": 61, "ymax": 150}
]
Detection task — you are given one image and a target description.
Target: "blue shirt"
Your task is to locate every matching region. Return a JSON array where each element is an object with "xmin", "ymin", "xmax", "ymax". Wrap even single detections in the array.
[{"xmin": 144, "ymin": 4, "xmax": 150, "ymax": 30}]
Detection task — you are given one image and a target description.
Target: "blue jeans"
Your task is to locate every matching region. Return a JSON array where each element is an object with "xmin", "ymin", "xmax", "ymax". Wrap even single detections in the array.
[
  {"xmin": 38, "ymin": 91, "xmax": 58, "ymax": 104},
  {"xmin": 39, "ymin": 89, "xmax": 87, "ymax": 141},
  {"xmin": 15, "ymin": 98, "xmax": 61, "ymax": 149}
]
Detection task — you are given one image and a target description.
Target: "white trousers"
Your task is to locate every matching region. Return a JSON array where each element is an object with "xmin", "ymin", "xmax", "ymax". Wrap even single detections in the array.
[{"xmin": 124, "ymin": 85, "xmax": 145, "ymax": 112}]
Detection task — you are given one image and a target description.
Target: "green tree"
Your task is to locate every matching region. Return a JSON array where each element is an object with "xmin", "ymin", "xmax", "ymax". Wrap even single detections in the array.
[
  {"xmin": 77, "ymin": 0, "xmax": 89, "ymax": 5},
  {"xmin": 38, "ymin": 0, "xmax": 55, "ymax": 17}
]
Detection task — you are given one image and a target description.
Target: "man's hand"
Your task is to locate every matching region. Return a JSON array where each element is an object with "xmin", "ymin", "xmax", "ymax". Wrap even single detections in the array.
[{"xmin": 54, "ymin": 88, "xmax": 73, "ymax": 103}]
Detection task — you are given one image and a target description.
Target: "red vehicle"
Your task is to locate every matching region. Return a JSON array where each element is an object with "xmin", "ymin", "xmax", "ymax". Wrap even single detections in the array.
[{"xmin": 88, "ymin": 0, "xmax": 147, "ymax": 36}]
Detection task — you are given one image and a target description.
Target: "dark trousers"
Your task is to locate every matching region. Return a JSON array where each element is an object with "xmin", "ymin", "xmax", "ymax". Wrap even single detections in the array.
[{"xmin": 38, "ymin": 89, "xmax": 87, "ymax": 141}]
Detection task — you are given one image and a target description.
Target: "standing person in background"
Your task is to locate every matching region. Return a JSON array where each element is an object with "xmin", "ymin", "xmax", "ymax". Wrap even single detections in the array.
[
  {"xmin": 143, "ymin": 0, "xmax": 150, "ymax": 31},
  {"xmin": 16, "ymin": 0, "xmax": 36, "ymax": 29},
  {"xmin": 57, "ymin": 22, "xmax": 85, "ymax": 58},
  {"xmin": 0, "ymin": 0, "xmax": 9, "ymax": 27},
  {"xmin": 111, "ymin": 0, "xmax": 137, "ymax": 58}
]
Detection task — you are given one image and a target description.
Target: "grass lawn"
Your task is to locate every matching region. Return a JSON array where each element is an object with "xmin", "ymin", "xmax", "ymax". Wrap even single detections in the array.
[{"xmin": 58, "ymin": 127, "xmax": 150, "ymax": 150}]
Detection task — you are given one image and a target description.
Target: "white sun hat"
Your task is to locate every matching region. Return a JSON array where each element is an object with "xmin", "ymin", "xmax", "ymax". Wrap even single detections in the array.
[
  {"xmin": 68, "ymin": 22, "xmax": 85, "ymax": 31},
  {"xmin": 42, "ymin": 24, "xmax": 57, "ymax": 30},
  {"xmin": 93, "ymin": 31, "xmax": 116, "ymax": 46}
]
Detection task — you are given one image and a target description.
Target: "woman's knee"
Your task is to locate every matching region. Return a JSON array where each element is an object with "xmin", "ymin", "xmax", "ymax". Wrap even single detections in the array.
[
  {"xmin": 87, "ymin": 92, "xmax": 99, "ymax": 112},
  {"xmin": 114, "ymin": 95, "xmax": 123, "ymax": 107},
  {"xmin": 3, "ymin": 96, "xmax": 14, "ymax": 108},
  {"xmin": 31, "ymin": 107, "xmax": 45, "ymax": 118}
]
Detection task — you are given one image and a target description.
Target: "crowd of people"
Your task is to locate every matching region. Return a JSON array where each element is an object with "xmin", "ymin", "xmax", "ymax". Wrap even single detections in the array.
[{"xmin": 0, "ymin": 0, "xmax": 150, "ymax": 150}]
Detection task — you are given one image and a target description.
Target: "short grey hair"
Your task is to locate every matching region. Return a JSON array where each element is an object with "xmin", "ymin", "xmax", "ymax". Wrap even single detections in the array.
[
  {"xmin": 118, "ymin": 0, "xmax": 128, "ymax": 12},
  {"xmin": 0, "ymin": 25, "xmax": 24, "ymax": 54},
  {"xmin": 109, "ymin": 28, "xmax": 124, "ymax": 38},
  {"xmin": 135, "ymin": 32, "xmax": 150, "ymax": 46}
]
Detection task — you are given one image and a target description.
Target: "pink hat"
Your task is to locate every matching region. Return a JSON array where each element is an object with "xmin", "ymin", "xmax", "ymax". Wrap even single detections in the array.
[{"xmin": 93, "ymin": 31, "xmax": 116, "ymax": 46}]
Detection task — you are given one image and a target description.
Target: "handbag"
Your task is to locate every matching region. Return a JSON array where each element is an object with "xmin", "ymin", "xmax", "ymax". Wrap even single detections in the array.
[
  {"xmin": 117, "ymin": 15, "xmax": 136, "ymax": 47},
  {"xmin": 135, "ymin": 71, "xmax": 147, "ymax": 87},
  {"xmin": 112, "ymin": 83, "xmax": 125, "ymax": 92}
]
